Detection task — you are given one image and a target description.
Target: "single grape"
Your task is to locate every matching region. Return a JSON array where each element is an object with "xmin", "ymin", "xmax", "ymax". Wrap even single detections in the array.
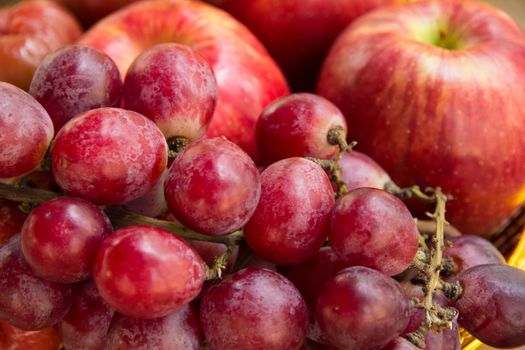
[
  {"xmin": 315, "ymin": 266, "xmax": 410, "ymax": 349},
  {"xmin": 425, "ymin": 322, "xmax": 460, "ymax": 350},
  {"xmin": 20, "ymin": 197, "xmax": 112, "ymax": 283},
  {"xmin": 51, "ymin": 107, "xmax": 168, "ymax": 205},
  {"xmin": 0, "ymin": 320, "xmax": 62, "ymax": 350},
  {"xmin": 29, "ymin": 45, "xmax": 122, "ymax": 131},
  {"xmin": 382, "ymin": 337, "xmax": 419, "ymax": 350},
  {"xmin": 0, "ymin": 82, "xmax": 53, "ymax": 179},
  {"xmin": 124, "ymin": 43, "xmax": 217, "ymax": 141},
  {"xmin": 0, "ymin": 235, "xmax": 74, "ymax": 330},
  {"xmin": 338, "ymin": 150, "xmax": 391, "ymax": 191},
  {"xmin": 256, "ymin": 93, "xmax": 347, "ymax": 164},
  {"xmin": 329, "ymin": 188, "xmax": 419, "ymax": 276},
  {"xmin": 453, "ymin": 264, "xmax": 525, "ymax": 348},
  {"xmin": 93, "ymin": 225, "xmax": 206, "ymax": 319},
  {"xmin": 444, "ymin": 235, "xmax": 505, "ymax": 278},
  {"xmin": 200, "ymin": 268, "xmax": 308, "ymax": 350},
  {"xmin": 165, "ymin": 137, "xmax": 260, "ymax": 236},
  {"xmin": 244, "ymin": 158, "xmax": 335, "ymax": 265},
  {"xmin": 58, "ymin": 281, "xmax": 114, "ymax": 350},
  {"xmin": 0, "ymin": 200, "xmax": 26, "ymax": 246},
  {"xmin": 287, "ymin": 247, "xmax": 348, "ymax": 343},
  {"xmin": 105, "ymin": 304, "xmax": 202, "ymax": 350}
]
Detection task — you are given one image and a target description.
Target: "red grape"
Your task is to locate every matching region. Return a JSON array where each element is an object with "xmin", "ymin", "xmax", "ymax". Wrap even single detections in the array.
[
  {"xmin": 0, "ymin": 200, "xmax": 26, "ymax": 246},
  {"xmin": 382, "ymin": 337, "xmax": 419, "ymax": 350},
  {"xmin": 105, "ymin": 304, "xmax": 202, "ymax": 350},
  {"xmin": 51, "ymin": 107, "xmax": 168, "ymax": 205},
  {"xmin": 58, "ymin": 281, "xmax": 114, "ymax": 350},
  {"xmin": 256, "ymin": 93, "xmax": 347, "ymax": 164},
  {"xmin": 338, "ymin": 150, "xmax": 391, "ymax": 191},
  {"xmin": 329, "ymin": 188, "xmax": 419, "ymax": 276},
  {"xmin": 244, "ymin": 158, "xmax": 335, "ymax": 265},
  {"xmin": 315, "ymin": 266, "xmax": 410, "ymax": 349},
  {"xmin": 0, "ymin": 82, "xmax": 53, "ymax": 179},
  {"xmin": 425, "ymin": 322, "xmax": 460, "ymax": 350},
  {"xmin": 0, "ymin": 235, "xmax": 74, "ymax": 330},
  {"xmin": 200, "ymin": 268, "xmax": 308, "ymax": 350},
  {"xmin": 0, "ymin": 320, "xmax": 61, "ymax": 350},
  {"xmin": 93, "ymin": 225, "xmax": 206, "ymax": 319},
  {"xmin": 287, "ymin": 247, "xmax": 348, "ymax": 343},
  {"xmin": 123, "ymin": 168, "xmax": 168, "ymax": 218},
  {"xmin": 165, "ymin": 137, "xmax": 260, "ymax": 236},
  {"xmin": 444, "ymin": 235, "xmax": 505, "ymax": 278},
  {"xmin": 29, "ymin": 45, "xmax": 122, "ymax": 131},
  {"xmin": 188, "ymin": 240, "xmax": 239, "ymax": 272},
  {"xmin": 20, "ymin": 197, "xmax": 112, "ymax": 283},
  {"xmin": 453, "ymin": 264, "xmax": 525, "ymax": 348},
  {"xmin": 124, "ymin": 43, "xmax": 217, "ymax": 141}
]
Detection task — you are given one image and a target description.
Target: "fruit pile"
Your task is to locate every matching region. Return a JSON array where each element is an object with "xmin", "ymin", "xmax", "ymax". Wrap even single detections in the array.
[{"xmin": 1, "ymin": 0, "xmax": 525, "ymax": 349}]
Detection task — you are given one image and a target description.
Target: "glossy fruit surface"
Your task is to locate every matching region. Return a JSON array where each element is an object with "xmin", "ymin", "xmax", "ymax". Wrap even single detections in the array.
[
  {"xmin": 105, "ymin": 304, "xmax": 202, "ymax": 350},
  {"xmin": 124, "ymin": 43, "xmax": 217, "ymax": 141},
  {"xmin": 0, "ymin": 82, "xmax": 53, "ymax": 179},
  {"xmin": 454, "ymin": 264, "xmax": 525, "ymax": 347},
  {"xmin": 0, "ymin": 320, "xmax": 61, "ymax": 350},
  {"xmin": 244, "ymin": 158, "xmax": 334, "ymax": 265},
  {"xmin": 338, "ymin": 151, "xmax": 391, "ymax": 191},
  {"xmin": 329, "ymin": 188, "xmax": 419, "ymax": 276},
  {"xmin": 52, "ymin": 107, "xmax": 168, "ymax": 205},
  {"xmin": 29, "ymin": 45, "xmax": 122, "ymax": 131},
  {"xmin": 21, "ymin": 197, "xmax": 112, "ymax": 283},
  {"xmin": 165, "ymin": 138, "xmax": 260, "ymax": 236},
  {"xmin": 256, "ymin": 93, "xmax": 347, "ymax": 164},
  {"xmin": 315, "ymin": 266, "xmax": 410, "ymax": 349},
  {"xmin": 200, "ymin": 268, "xmax": 308, "ymax": 350},
  {"xmin": 59, "ymin": 281, "xmax": 114, "ymax": 350},
  {"xmin": 0, "ymin": 235, "xmax": 74, "ymax": 330},
  {"xmin": 93, "ymin": 225, "xmax": 206, "ymax": 319}
]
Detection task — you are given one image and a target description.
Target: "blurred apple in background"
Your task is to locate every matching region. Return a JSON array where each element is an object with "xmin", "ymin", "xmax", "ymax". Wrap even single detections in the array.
[
  {"xmin": 78, "ymin": 0, "xmax": 288, "ymax": 161},
  {"xmin": 0, "ymin": 0, "xmax": 81, "ymax": 90},
  {"xmin": 53, "ymin": 0, "xmax": 142, "ymax": 27},
  {"xmin": 317, "ymin": 0, "xmax": 525, "ymax": 236},
  {"xmin": 211, "ymin": 0, "xmax": 401, "ymax": 91}
]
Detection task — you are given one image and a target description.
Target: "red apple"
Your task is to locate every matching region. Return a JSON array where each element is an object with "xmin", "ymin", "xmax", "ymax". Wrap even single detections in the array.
[
  {"xmin": 318, "ymin": 0, "xmax": 525, "ymax": 236},
  {"xmin": 212, "ymin": 0, "xmax": 400, "ymax": 90},
  {"xmin": 78, "ymin": 0, "xmax": 289, "ymax": 161},
  {"xmin": 0, "ymin": 0, "xmax": 82, "ymax": 90},
  {"xmin": 53, "ymin": 0, "xmax": 142, "ymax": 27}
]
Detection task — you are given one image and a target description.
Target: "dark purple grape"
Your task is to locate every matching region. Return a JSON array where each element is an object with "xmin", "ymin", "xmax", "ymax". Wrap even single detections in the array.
[
  {"xmin": 105, "ymin": 304, "xmax": 202, "ymax": 350},
  {"xmin": 200, "ymin": 268, "xmax": 308, "ymax": 350},
  {"xmin": 315, "ymin": 266, "xmax": 410, "ymax": 349},
  {"xmin": 0, "ymin": 235, "xmax": 74, "ymax": 330},
  {"xmin": 453, "ymin": 264, "xmax": 525, "ymax": 348},
  {"xmin": 58, "ymin": 281, "xmax": 114, "ymax": 350}
]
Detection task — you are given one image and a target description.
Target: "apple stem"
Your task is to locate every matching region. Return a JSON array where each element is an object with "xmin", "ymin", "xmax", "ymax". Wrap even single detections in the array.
[{"xmin": 0, "ymin": 182, "xmax": 244, "ymax": 245}]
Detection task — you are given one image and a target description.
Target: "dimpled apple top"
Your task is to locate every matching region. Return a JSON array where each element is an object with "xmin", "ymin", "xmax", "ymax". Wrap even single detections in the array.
[
  {"xmin": 318, "ymin": 0, "xmax": 525, "ymax": 236},
  {"xmin": 0, "ymin": 82, "xmax": 54, "ymax": 179},
  {"xmin": 78, "ymin": 0, "xmax": 289, "ymax": 161},
  {"xmin": 51, "ymin": 107, "xmax": 168, "ymax": 205},
  {"xmin": 0, "ymin": 0, "xmax": 81, "ymax": 90}
]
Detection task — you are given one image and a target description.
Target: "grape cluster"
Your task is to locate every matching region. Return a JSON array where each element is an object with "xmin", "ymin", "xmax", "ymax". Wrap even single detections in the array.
[{"xmin": 1, "ymin": 44, "xmax": 525, "ymax": 350}]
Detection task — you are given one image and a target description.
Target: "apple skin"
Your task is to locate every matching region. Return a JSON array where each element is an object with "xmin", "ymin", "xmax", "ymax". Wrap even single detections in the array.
[
  {"xmin": 212, "ymin": 0, "xmax": 399, "ymax": 91},
  {"xmin": 317, "ymin": 0, "xmax": 525, "ymax": 236},
  {"xmin": 78, "ymin": 0, "xmax": 289, "ymax": 161},
  {"xmin": 0, "ymin": 0, "xmax": 82, "ymax": 90}
]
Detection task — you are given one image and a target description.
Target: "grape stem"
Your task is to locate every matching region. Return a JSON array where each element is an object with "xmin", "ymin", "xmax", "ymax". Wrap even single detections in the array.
[
  {"xmin": 308, "ymin": 127, "xmax": 357, "ymax": 198},
  {"xmin": 0, "ymin": 182, "xmax": 244, "ymax": 245},
  {"xmin": 206, "ymin": 246, "xmax": 233, "ymax": 280},
  {"xmin": 405, "ymin": 188, "xmax": 461, "ymax": 348}
]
